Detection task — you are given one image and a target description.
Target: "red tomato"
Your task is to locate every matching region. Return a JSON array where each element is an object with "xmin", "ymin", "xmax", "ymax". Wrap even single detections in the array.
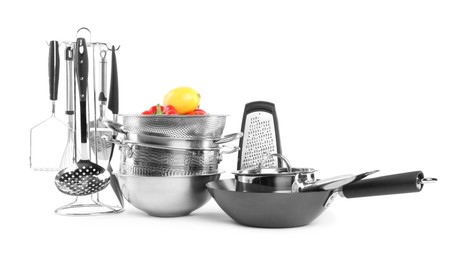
[
  {"xmin": 141, "ymin": 110, "xmax": 153, "ymax": 115},
  {"xmin": 186, "ymin": 108, "xmax": 207, "ymax": 115},
  {"xmin": 163, "ymin": 105, "xmax": 178, "ymax": 115}
]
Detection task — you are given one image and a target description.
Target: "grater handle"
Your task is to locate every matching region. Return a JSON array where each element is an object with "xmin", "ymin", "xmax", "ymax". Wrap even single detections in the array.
[{"xmin": 237, "ymin": 101, "xmax": 282, "ymax": 169}]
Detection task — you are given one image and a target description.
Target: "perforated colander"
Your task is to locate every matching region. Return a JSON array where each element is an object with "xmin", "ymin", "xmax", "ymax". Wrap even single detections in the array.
[
  {"xmin": 120, "ymin": 144, "xmax": 221, "ymax": 176},
  {"xmin": 121, "ymin": 114, "xmax": 227, "ymax": 139}
]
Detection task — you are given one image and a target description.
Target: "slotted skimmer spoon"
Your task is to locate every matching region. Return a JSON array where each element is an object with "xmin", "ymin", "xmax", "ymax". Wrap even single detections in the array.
[{"xmin": 55, "ymin": 38, "xmax": 110, "ymax": 196}]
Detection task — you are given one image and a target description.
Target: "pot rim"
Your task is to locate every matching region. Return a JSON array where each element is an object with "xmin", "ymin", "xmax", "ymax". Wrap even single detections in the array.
[
  {"xmin": 119, "ymin": 114, "xmax": 230, "ymax": 118},
  {"xmin": 114, "ymin": 170, "xmax": 224, "ymax": 178},
  {"xmin": 232, "ymin": 167, "xmax": 316, "ymax": 176}
]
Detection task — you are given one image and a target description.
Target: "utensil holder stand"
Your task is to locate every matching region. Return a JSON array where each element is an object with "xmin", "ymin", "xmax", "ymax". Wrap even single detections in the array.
[
  {"xmin": 54, "ymin": 27, "xmax": 123, "ymax": 215},
  {"xmin": 55, "ymin": 193, "xmax": 123, "ymax": 216}
]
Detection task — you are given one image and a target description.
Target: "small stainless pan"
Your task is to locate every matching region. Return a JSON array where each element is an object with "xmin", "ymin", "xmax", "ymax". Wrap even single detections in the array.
[
  {"xmin": 206, "ymin": 171, "xmax": 437, "ymax": 228},
  {"xmin": 233, "ymin": 153, "xmax": 316, "ymax": 191}
]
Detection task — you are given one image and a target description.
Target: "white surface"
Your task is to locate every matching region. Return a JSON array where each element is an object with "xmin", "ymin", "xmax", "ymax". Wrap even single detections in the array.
[{"xmin": 1, "ymin": 0, "xmax": 463, "ymax": 259}]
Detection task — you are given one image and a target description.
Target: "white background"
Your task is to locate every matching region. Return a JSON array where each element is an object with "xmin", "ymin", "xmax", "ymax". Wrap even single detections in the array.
[{"xmin": 1, "ymin": 0, "xmax": 463, "ymax": 259}]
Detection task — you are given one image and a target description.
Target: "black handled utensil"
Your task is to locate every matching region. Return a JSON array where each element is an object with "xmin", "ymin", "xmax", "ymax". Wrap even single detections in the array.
[
  {"xmin": 30, "ymin": 40, "xmax": 68, "ymax": 171},
  {"xmin": 108, "ymin": 46, "xmax": 119, "ymax": 116},
  {"xmin": 48, "ymin": 40, "xmax": 60, "ymax": 101},
  {"xmin": 107, "ymin": 45, "xmax": 124, "ymax": 207}
]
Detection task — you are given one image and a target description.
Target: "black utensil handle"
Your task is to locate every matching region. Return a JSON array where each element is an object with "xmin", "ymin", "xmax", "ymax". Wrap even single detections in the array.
[
  {"xmin": 108, "ymin": 45, "xmax": 119, "ymax": 114},
  {"xmin": 237, "ymin": 101, "xmax": 282, "ymax": 169},
  {"xmin": 75, "ymin": 38, "xmax": 88, "ymax": 102},
  {"xmin": 342, "ymin": 171, "xmax": 424, "ymax": 198},
  {"xmin": 79, "ymin": 101, "xmax": 87, "ymax": 143},
  {"xmin": 48, "ymin": 40, "xmax": 60, "ymax": 101},
  {"xmin": 75, "ymin": 38, "xmax": 88, "ymax": 144}
]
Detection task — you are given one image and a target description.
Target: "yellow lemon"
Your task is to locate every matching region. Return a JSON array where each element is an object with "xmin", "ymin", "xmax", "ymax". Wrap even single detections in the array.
[{"xmin": 163, "ymin": 87, "xmax": 201, "ymax": 115}]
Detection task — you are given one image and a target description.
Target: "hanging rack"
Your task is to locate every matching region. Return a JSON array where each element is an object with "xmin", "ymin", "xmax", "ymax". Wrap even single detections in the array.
[
  {"xmin": 51, "ymin": 27, "xmax": 123, "ymax": 216},
  {"xmin": 46, "ymin": 27, "xmax": 121, "ymax": 51}
]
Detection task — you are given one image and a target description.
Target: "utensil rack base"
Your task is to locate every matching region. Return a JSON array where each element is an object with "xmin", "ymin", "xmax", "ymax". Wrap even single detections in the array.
[{"xmin": 55, "ymin": 193, "xmax": 124, "ymax": 216}]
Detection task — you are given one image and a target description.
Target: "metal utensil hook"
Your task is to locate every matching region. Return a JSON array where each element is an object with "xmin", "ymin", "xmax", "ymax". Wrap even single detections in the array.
[
  {"xmin": 46, "ymin": 40, "xmax": 71, "ymax": 47},
  {"xmin": 95, "ymin": 42, "xmax": 121, "ymax": 51}
]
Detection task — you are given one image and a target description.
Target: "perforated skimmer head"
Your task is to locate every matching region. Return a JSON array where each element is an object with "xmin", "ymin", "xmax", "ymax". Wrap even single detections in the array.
[
  {"xmin": 238, "ymin": 102, "xmax": 281, "ymax": 170},
  {"xmin": 55, "ymin": 160, "xmax": 110, "ymax": 196}
]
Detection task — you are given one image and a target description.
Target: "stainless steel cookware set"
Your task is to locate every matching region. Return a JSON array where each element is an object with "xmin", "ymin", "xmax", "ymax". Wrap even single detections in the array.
[
  {"xmin": 103, "ymin": 114, "xmax": 242, "ymax": 217},
  {"xmin": 31, "ymin": 31, "xmax": 437, "ymax": 227}
]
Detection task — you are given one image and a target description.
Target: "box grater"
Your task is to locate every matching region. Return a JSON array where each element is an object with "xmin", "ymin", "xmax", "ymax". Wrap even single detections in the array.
[{"xmin": 237, "ymin": 101, "xmax": 282, "ymax": 170}]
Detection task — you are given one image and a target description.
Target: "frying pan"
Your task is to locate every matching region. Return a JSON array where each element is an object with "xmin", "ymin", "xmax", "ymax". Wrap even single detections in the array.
[{"xmin": 206, "ymin": 171, "xmax": 437, "ymax": 228}]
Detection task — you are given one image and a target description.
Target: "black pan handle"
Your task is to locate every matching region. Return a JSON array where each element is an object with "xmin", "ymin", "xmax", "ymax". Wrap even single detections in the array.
[
  {"xmin": 48, "ymin": 40, "xmax": 60, "ymax": 101},
  {"xmin": 108, "ymin": 45, "xmax": 119, "ymax": 115},
  {"xmin": 341, "ymin": 171, "xmax": 436, "ymax": 198},
  {"xmin": 75, "ymin": 38, "xmax": 89, "ymax": 144}
]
